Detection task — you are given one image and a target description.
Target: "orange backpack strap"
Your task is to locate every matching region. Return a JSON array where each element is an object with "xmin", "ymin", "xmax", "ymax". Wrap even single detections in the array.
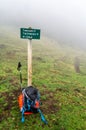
[{"xmin": 18, "ymin": 93, "xmax": 24, "ymax": 110}]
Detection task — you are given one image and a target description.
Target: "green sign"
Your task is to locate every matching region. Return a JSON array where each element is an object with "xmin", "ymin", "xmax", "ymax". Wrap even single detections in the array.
[{"xmin": 20, "ymin": 28, "xmax": 40, "ymax": 39}]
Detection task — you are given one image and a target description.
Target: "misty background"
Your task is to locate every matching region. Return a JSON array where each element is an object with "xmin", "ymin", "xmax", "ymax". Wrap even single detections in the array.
[{"xmin": 0, "ymin": 0, "xmax": 86, "ymax": 48}]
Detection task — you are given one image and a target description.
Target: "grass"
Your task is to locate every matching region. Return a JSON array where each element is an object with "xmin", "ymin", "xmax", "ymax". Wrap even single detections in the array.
[{"xmin": 0, "ymin": 26, "xmax": 86, "ymax": 130}]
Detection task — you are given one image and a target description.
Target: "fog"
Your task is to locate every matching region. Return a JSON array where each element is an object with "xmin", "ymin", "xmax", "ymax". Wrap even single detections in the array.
[{"xmin": 0, "ymin": 0, "xmax": 86, "ymax": 48}]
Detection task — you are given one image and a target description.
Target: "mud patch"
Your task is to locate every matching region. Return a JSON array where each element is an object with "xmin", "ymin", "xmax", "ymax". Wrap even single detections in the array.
[
  {"xmin": 40, "ymin": 90, "xmax": 60, "ymax": 114},
  {"xmin": 0, "ymin": 88, "xmax": 60, "ymax": 122},
  {"xmin": 0, "ymin": 44, "xmax": 6, "ymax": 49},
  {"xmin": 0, "ymin": 89, "xmax": 20, "ymax": 122}
]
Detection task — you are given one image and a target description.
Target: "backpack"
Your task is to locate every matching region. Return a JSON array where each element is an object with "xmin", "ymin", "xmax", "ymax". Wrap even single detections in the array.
[{"xmin": 18, "ymin": 86, "xmax": 47, "ymax": 124}]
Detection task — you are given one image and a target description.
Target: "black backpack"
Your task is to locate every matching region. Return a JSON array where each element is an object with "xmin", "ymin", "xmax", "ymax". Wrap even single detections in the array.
[
  {"xmin": 19, "ymin": 86, "xmax": 47, "ymax": 124},
  {"xmin": 22, "ymin": 86, "xmax": 40, "ymax": 113}
]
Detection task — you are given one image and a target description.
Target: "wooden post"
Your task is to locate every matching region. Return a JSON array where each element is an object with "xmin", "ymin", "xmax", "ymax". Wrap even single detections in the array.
[{"xmin": 28, "ymin": 39, "xmax": 32, "ymax": 86}]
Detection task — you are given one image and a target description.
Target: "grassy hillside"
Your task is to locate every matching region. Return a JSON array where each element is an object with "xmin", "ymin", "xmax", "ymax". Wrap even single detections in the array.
[{"xmin": 0, "ymin": 27, "xmax": 86, "ymax": 130}]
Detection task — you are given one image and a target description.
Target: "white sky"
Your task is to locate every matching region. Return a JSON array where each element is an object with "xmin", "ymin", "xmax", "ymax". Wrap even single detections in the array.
[{"xmin": 0, "ymin": 0, "xmax": 86, "ymax": 47}]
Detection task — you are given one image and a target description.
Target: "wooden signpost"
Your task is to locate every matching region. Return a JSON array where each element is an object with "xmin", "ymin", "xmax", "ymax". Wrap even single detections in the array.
[{"xmin": 20, "ymin": 27, "xmax": 40, "ymax": 86}]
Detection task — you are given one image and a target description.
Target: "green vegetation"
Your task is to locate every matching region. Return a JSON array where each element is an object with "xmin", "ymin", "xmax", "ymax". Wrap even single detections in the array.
[{"xmin": 0, "ymin": 27, "xmax": 86, "ymax": 130}]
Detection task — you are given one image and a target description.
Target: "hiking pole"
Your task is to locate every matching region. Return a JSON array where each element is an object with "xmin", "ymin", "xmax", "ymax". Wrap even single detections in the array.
[{"xmin": 17, "ymin": 62, "xmax": 22, "ymax": 89}]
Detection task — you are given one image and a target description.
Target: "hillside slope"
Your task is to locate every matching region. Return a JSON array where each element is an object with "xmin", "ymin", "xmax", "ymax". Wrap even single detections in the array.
[{"xmin": 0, "ymin": 27, "xmax": 86, "ymax": 130}]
